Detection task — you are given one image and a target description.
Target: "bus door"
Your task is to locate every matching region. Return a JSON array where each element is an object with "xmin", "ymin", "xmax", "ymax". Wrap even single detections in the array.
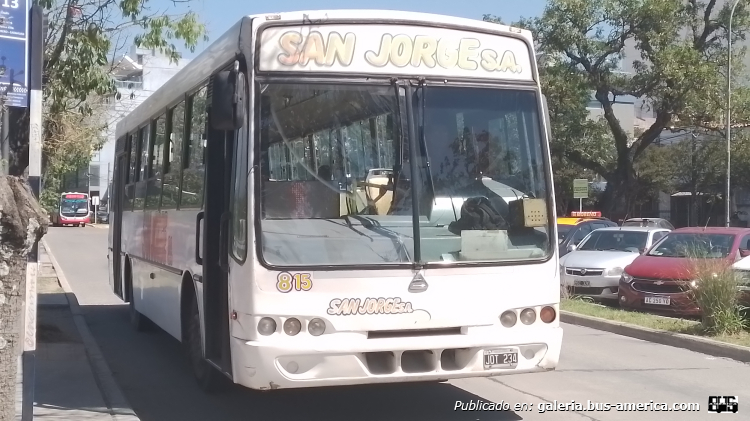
[
  {"xmin": 199, "ymin": 67, "xmax": 247, "ymax": 376},
  {"xmin": 110, "ymin": 151, "xmax": 128, "ymax": 299}
]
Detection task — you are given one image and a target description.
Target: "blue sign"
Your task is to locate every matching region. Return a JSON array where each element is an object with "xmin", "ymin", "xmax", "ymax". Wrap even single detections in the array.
[{"xmin": 0, "ymin": 0, "xmax": 28, "ymax": 108}]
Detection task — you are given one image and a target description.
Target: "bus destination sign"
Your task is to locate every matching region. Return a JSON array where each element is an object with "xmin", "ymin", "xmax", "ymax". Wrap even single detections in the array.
[{"xmin": 258, "ymin": 24, "xmax": 534, "ymax": 81}]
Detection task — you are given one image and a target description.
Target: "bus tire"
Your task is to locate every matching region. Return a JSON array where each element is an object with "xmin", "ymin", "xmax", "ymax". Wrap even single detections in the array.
[
  {"xmin": 126, "ymin": 261, "xmax": 150, "ymax": 332},
  {"xmin": 186, "ymin": 293, "xmax": 225, "ymax": 393}
]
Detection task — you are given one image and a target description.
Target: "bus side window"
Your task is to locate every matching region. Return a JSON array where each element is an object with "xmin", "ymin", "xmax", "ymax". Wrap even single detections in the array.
[
  {"xmin": 180, "ymin": 86, "xmax": 207, "ymax": 209},
  {"xmin": 134, "ymin": 125, "xmax": 150, "ymax": 211},
  {"xmin": 146, "ymin": 114, "xmax": 167, "ymax": 210},
  {"xmin": 162, "ymin": 101, "xmax": 185, "ymax": 209},
  {"xmin": 125, "ymin": 133, "xmax": 137, "ymax": 210}
]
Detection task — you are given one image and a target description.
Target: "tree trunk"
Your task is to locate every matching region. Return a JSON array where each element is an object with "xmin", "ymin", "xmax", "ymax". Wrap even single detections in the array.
[{"xmin": 0, "ymin": 176, "xmax": 47, "ymax": 421}]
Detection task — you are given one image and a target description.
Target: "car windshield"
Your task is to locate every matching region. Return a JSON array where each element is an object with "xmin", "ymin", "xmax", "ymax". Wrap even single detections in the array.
[
  {"xmin": 557, "ymin": 224, "xmax": 573, "ymax": 242},
  {"xmin": 60, "ymin": 198, "xmax": 88, "ymax": 217},
  {"xmin": 647, "ymin": 233, "xmax": 735, "ymax": 258},
  {"xmin": 577, "ymin": 230, "xmax": 648, "ymax": 253},
  {"xmin": 257, "ymin": 83, "xmax": 551, "ymax": 267}
]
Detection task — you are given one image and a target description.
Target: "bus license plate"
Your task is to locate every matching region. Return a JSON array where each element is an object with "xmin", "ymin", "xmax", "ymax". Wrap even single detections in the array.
[
  {"xmin": 644, "ymin": 296, "xmax": 670, "ymax": 305},
  {"xmin": 483, "ymin": 349, "xmax": 518, "ymax": 369}
]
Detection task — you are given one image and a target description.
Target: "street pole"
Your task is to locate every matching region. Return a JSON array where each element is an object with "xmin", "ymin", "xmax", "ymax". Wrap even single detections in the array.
[
  {"xmin": 22, "ymin": 4, "xmax": 44, "ymax": 421},
  {"xmin": 1, "ymin": 104, "xmax": 8, "ymax": 175},
  {"xmin": 727, "ymin": 0, "xmax": 742, "ymax": 227}
]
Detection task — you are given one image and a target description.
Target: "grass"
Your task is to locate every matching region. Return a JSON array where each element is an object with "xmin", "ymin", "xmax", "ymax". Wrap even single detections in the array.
[{"xmin": 561, "ymin": 298, "xmax": 750, "ymax": 348}]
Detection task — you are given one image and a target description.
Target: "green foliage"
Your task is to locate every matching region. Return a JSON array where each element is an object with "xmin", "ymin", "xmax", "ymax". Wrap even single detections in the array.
[
  {"xmin": 485, "ymin": 0, "xmax": 750, "ymax": 213},
  {"xmin": 684, "ymin": 258, "xmax": 748, "ymax": 336}
]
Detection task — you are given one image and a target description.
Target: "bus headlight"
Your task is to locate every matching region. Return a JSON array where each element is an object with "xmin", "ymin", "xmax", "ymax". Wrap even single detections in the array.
[
  {"xmin": 540, "ymin": 306, "xmax": 556, "ymax": 323},
  {"xmin": 500, "ymin": 310, "xmax": 517, "ymax": 327},
  {"xmin": 308, "ymin": 318, "xmax": 326, "ymax": 336},
  {"xmin": 520, "ymin": 308, "xmax": 536, "ymax": 325},
  {"xmin": 283, "ymin": 318, "xmax": 302, "ymax": 336},
  {"xmin": 258, "ymin": 317, "xmax": 276, "ymax": 335}
]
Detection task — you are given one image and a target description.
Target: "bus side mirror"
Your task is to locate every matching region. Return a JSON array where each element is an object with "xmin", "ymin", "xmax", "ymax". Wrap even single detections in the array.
[{"xmin": 211, "ymin": 69, "xmax": 246, "ymax": 131}]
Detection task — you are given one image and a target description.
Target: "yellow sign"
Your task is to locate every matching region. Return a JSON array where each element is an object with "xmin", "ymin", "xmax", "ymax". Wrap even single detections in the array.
[
  {"xmin": 327, "ymin": 297, "xmax": 415, "ymax": 316},
  {"xmin": 259, "ymin": 24, "xmax": 533, "ymax": 81},
  {"xmin": 276, "ymin": 31, "xmax": 522, "ymax": 74}
]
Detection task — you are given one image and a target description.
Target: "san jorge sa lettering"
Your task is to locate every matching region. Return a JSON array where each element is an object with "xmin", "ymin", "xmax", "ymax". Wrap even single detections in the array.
[
  {"xmin": 327, "ymin": 297, "xmax": 415, "ymax": 316},
  {"xmin": 275, "ymin": 30, "xmax": 523, "ymax": 74}
]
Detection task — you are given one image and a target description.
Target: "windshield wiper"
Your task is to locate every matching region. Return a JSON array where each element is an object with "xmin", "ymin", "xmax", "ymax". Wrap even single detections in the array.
[
  {"xmin": 404, "ymin": 83, "xmax": 423, "ymax": 266},
  {"xmin": 416, "ymin": 80, "xmax": 436, "ymax": 202}
]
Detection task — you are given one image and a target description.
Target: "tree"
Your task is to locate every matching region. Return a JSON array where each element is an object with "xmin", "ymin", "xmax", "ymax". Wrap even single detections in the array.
[
  {"xmin": 486, "ymin": 0, "xmax": 750, "ymax": 214},
  {"xmin": 0, "ymin": 177, "xmax": 47, "ymax": 421},
  {"xmin": 36, "ymin": 0, "xmax": 208, "ymax": 204}
]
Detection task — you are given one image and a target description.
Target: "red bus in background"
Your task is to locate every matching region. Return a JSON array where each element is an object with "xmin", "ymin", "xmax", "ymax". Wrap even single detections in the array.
[{"xmin": 50, "ymin": 192, "xmax": 91, "ymax": 227}]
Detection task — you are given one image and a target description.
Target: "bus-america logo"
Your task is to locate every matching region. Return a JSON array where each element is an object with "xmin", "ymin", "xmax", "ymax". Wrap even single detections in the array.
[{"xmin": 327, "ymin": 297, "xmax": 415, "ymax": 316}]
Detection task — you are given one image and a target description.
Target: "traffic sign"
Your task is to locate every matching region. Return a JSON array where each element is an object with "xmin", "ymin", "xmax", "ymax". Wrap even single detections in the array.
[
  {"xmin": 0, "ymin": 0, "xmax": 30, "ymax": 107},
  {"xmin": 573, "ymin": 179, "xmax": 589, "ymax": 199}
]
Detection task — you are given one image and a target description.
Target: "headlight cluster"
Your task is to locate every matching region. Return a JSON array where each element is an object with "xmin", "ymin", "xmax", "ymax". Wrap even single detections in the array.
[
  {"xmin": 257, "ymin": 317, "xmax": 327, "ymax": 336},
  {"xmin": 499, "ymin": 306, "xmax": 557, "ymax": 327}
]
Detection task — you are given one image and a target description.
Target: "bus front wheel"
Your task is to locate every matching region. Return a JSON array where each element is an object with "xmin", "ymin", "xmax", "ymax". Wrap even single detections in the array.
[{"xmin": 186, "ymin": 293, "xmax": 226, "ymax": 393}]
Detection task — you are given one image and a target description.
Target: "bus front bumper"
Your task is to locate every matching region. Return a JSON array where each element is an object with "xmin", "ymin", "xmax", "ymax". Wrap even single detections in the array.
[{"xmin": 230, "ymin": 326, "xmax": 563, "ymax": 390}]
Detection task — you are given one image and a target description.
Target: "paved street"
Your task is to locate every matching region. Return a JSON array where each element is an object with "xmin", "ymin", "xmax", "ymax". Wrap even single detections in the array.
[{"xmin": 43, "ymin": 226, "xmax": 750, "ymax": 421}]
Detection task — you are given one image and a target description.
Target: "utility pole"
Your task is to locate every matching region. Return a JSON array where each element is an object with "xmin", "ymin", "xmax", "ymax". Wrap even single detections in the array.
[{"xmin": 21, "ymin": 4, "xmax": 44, "ymax": 421}]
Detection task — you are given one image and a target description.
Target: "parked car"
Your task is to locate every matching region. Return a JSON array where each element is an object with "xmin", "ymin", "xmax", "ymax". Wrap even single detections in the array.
[
  {"xmin": 560, "ymin": 226, "xmax": 671, "ymax": 300},
  {"xmin": 621, "ymin": 217, "xmax": 675, "ymax": 230},
  {"xmin": 618, "ymin": 227, "xmax": 750, "ymax": 316},
  {"xmin": 730, "ymin": 256, "xmax": 750, "ymax": 304},
  {"xmin": 96, "ymin": 209, "xmax": 109, "ymax": 224},
  {"xmin": 557, "ymin": 211, "xmax": 618, "ymax": 257}
]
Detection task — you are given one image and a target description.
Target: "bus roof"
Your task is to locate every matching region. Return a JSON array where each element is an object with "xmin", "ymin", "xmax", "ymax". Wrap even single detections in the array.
[{"xmin": 114, "ymin": 10, "xmax": 536, "ymax": 140}]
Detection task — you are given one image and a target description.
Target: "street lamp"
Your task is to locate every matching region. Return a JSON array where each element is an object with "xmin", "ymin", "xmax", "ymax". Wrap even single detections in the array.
[{"xmin": 727, "ymin": 0, "xmax": 743, "ymax": 227}]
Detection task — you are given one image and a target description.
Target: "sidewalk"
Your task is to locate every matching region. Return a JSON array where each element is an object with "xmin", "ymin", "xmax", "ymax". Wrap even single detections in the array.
[{"xmin": 16, "ymin": 241, "xmax": 139, "ymax": 420}]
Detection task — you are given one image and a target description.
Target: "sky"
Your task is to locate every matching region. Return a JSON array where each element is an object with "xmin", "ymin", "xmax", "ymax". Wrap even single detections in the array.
[{"xmin": 157, "ymin": 0, "xmax": 548, "ymax": 58}]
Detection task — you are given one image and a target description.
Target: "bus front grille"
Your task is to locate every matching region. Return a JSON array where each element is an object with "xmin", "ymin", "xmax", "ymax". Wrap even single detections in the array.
[{"xmin": 366, "ymin": 327, "xmax": 463, "ymax": 339}]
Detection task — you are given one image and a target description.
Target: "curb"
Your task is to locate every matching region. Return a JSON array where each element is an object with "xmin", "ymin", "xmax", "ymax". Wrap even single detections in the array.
[
  {"xmin": 42, "ymin": 239, "xmax": 140, "ymax": 421},
  {"xmin": 561, "ymin": 310, "xmax": 750, "ymax": 364}
]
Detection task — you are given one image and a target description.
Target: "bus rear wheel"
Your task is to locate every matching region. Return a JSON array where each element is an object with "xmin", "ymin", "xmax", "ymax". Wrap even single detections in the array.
[{"xmin": 186, "ymin": 293, "xmax": 226, "ymax": 393}]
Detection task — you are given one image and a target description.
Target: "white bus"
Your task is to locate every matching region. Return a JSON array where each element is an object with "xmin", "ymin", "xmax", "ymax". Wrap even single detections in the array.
[{"xmin": 108, "ymin": 9, "xmax": 562, "ymax": 392}]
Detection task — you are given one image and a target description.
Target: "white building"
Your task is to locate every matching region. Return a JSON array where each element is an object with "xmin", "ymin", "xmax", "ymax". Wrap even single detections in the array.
[{"xmin": 63, "ymin": 44, "xmax": 191, "ymax": 205}]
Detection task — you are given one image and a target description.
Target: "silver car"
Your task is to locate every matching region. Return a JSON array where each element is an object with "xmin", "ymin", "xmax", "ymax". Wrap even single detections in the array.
[{"xmin": 560, "ymin": 226, "xmax": 671, "ymax": 300}]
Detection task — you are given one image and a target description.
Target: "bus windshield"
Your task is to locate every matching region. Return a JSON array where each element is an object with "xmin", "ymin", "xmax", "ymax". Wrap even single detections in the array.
[
  {"xmin": 60, "ymin": 198, "xmax": 89, "ymax": 217},
  {"xmin": 258, "ymin": 82, "xmax": 551, "ymax": 267}
]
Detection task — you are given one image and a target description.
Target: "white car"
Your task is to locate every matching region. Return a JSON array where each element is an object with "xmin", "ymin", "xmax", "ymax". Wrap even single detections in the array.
[
  {"xmin": 731, "ymin": 255, "xmax": 750, "ymax": 292},
  {"xmin": 560, "ymin": 226, "xmax": 671, "ymax": 300}
]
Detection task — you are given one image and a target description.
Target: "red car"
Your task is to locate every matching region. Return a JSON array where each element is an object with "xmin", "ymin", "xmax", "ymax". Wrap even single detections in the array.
[{"xmin": 618, "ymin": 227, "xmax": 750, "ymax": 316}]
